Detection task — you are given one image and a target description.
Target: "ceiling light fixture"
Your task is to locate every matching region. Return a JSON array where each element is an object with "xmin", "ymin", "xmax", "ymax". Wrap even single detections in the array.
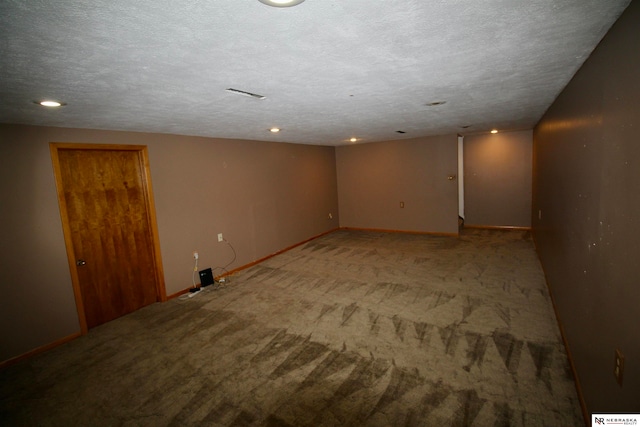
[
  {"xmin": 350, "ymin": 137, "xmax": 357, "ymax": 142},
  {"xmin": 270, "ymin": 128, "xmax": 281, "ymax": 133},
  {"xmin": 35, "ymin": 100, "xmax": 65, "ymax": 107},
  {"xmin": 258, "ymin": 0, "xmax": 305, "ymax": 7},
  {"xmin": 426, "ymin": 101, "xmax": 447, "ymax": 106},
  {"xmin": 491, "ymin": 129, "xmax": 499, "ymax": 134}
]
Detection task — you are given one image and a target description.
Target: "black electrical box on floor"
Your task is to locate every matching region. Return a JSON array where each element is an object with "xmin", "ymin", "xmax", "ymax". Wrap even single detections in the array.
[{"xmin": 199, "ymin": 268, "xmax": 214, "ymax": 287}]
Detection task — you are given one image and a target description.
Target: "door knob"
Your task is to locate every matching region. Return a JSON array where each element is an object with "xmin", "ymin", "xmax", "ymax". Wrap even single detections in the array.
[{"xmin": 76, "ymin": 259, "xmax": 86, "ymax": 266}]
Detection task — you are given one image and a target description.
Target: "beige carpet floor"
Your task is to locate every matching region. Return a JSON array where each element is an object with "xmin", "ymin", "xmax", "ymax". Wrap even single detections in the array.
[{"xmin": 0, "ymin": 229, "xmax": 584, "ymax": 426}]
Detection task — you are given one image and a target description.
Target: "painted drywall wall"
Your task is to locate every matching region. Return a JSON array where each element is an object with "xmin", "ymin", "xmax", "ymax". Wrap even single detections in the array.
[
  {"xmin": 464, "ymin": 130, "xmax": 532, "ymax": 228},
  {"xmin": 336, "ymin": 134, "xmax": 459, "ymax": 234},
  {"xmin": 532, "ymin": 0, "xmax": 639, "ymax": 413},
  {"xmin": 0, "ymin": 129, "xmax": 80, "ymax": 361},
  {"xmin": 0, "ymin": 124, "xmax": 339, "ymax": 362}
]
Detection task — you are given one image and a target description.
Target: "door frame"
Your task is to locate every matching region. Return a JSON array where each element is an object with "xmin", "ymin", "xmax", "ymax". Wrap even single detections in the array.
[
  {"xmin": 50, "ymin": 143, "xmax": 167, "ymax": 334},
  {"xmin": 458, "ymin": 135, "xmax": 465, "ymax": 221}
]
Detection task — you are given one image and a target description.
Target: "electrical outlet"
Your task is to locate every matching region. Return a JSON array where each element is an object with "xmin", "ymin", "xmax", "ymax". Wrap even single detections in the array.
[
  {"xmin": 614, "ymin": 349, "xmax": 625, "ymax": 386},
  {"xmin": 193, "ymin": 251, "xmax": 199, "ymax": 260},
  {"xmin": 328, "ymin": 213, "xmax": 333, "ymax": 219},
  {"xmin": 400, "ymin": 201, "xmax": 405, "ymax": 208},
  {"xmin": 217, "ymin": 233, "xmax": 223, "ymax": 242}
]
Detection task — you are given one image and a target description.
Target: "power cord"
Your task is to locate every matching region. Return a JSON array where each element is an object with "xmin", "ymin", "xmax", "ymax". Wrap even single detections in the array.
[
  {"xmin": 178, "ymin": 283, "xmax": 213, "ymax": 300},
  {"xmin": 180, "ymin": 239, "xmax": 237, "ymax": 300},
  {"xmin": 213, "ymin": 238, "xmax": 237, "ymax": 285},
  {"xmin": 192, "ymin": 252, "xmax": 199, "ymax": 288}
]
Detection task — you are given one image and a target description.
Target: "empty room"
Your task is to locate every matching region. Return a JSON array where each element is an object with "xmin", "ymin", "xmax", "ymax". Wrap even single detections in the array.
[{"xmin": 1, "ymin": 1, "xmax": 638, "ymax": 426}]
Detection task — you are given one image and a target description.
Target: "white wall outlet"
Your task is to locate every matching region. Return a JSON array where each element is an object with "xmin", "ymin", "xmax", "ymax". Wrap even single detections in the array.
[
  {"xmin": 217, "ymin": 233, "xmax": 223, "ymax": 242},
  {"xmin": 328, "ymin": 213, "xmax": 333, "ymax": 219},
  {"xmin": 193, "ymin": 251, "xmax": 199, "ymax": 260}
]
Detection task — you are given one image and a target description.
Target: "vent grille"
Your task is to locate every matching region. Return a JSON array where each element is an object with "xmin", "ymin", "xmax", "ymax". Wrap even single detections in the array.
[{"xmin": 225, "ymin": 88, "xmax": 266, "ymax": 100}]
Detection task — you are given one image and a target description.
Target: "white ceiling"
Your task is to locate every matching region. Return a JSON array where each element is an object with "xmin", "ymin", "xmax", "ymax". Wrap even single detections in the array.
[{"xmin": 0, "ymin": 0, "xmax": 631, "ymax": 146}]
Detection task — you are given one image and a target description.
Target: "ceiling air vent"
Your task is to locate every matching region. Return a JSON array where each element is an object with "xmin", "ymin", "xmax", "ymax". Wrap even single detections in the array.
[{"xmin": 225, "ymin": 88, "xmax": 266, "ymax": 100}]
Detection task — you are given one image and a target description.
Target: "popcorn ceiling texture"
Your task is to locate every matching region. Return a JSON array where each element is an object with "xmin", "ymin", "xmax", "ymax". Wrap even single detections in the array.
[{"xmin": 0, "ymin": 0, "xmax": 631, "ymax": 145}]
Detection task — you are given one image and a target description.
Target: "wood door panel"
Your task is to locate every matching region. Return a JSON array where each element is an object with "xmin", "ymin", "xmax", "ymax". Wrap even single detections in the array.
[{"xmin": 57, "ymin": 148, "xmax": 158, "ymax": 328}]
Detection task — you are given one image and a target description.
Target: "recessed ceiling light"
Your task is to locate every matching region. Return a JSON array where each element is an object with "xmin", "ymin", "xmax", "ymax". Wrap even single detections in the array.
[
  {"xmin": 396, "ymin": 130, "xmax": 406, "ymax": 134},
  {"xmin": 426, "ymin": 101, "xmax": 447, "ymax": 106},
  {"xmin": 491, "ymin": 129, "xmax": 499, "ymax": 134},
  {"xmin": 270, "ymin": 128, "xmax": 281, "ymax": 133},
  {"xmin": 350, "ymin": 138, "xmax": 357, "ymax": 142},
  {"xmin": 258, "ymin": 0, "xmax": 305, "ymax": 7},
  {"xmin": 35, "ymin": 100, "xmax": 65, "ymax": 107}
]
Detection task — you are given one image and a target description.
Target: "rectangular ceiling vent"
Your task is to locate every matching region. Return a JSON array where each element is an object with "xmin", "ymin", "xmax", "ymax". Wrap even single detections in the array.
[{"xmin": 225, "ymin": 88, "xmax": 266, "ymax": 100}]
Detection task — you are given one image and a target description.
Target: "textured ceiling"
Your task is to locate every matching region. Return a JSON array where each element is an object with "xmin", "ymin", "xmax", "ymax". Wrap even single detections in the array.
[{"xmin": 0, "ymin": 0, "xmax": 631, "ymax": 146}]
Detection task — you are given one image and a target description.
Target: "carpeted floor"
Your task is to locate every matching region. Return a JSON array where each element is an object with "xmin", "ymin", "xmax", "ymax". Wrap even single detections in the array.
[{"xmin": 0, "ymin": 229, "xmax": 584, "ymax": 426}]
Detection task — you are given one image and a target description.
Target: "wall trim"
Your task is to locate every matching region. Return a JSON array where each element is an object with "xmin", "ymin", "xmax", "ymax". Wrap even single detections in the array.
[
  {"xmin": 0, "ymin": 332, "xmax": 82, "ymax": 369},
  {"xmin": 167, "ymin": 228, "xmax": 341, "ymax": 300},
  {"xmin": 4, "ymin": 229, "xmax": 343, "ymax": 362},
  {"xmin": 168, "ymin": 226, "xmax": 459, "ymax": 300},
  {"xmin": 464, "ymin": 224, "xmax": 532, "ymax": 231},
  {"xmin": 531, "ymin": 231, "xmax": 589, "ymax": 427},
  {"xmin": 341, "ymin": 226, "xmax": 459, "ymax": 237},
  {"xmin": 167, "ymin": 288, "xmax": 192, "ymax": 300}
]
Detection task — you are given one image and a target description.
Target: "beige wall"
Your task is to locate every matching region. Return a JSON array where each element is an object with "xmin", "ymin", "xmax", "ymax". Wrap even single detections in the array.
[
  {"xmin": 464, "ymin": 130, "xmax": 532, "ymax": 228},
  {"xmin": 336, "ymin": 134, "xmax": 459, "ymax": 234},
  {"xmin": 533, "ymin": 0, "xmax": 639, "ymax": 413},
  {"xmin": 0, "ymin": 124, "xmax": 339, "ymax": 362}
]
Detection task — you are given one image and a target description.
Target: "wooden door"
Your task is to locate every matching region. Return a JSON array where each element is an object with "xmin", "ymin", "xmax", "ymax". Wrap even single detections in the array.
[{"xmin": 51, "ymin": 144, "xmax": 166, "ymax": 331}]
